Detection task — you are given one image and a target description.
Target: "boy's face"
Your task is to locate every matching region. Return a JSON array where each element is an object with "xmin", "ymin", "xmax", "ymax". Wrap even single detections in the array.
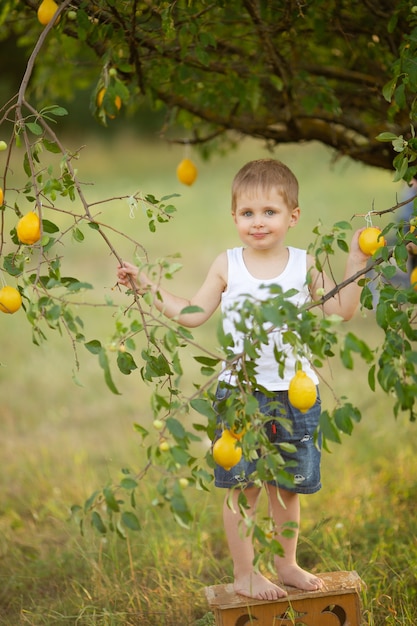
[{"xmin": 232, "ymin": 187, "xmax": 300, "ymax": 250}]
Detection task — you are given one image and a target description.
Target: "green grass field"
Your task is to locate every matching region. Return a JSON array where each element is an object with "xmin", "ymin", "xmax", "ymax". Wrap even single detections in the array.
[{"xmin": 1, "ymin": 133, "xmax": 416, "ymax": 625}]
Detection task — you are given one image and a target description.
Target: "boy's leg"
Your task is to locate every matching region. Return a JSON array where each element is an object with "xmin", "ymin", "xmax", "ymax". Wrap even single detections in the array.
[
  {"xmin": 223, "ymin": 486, "xmax": 287, "ymax": 600},
  {"xmin": 266, "ymin": 484, "xmax": 322, "ymax": 591}
]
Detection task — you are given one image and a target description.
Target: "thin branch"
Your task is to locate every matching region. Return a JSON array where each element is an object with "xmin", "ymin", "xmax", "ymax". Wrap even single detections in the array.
[{"xmin": 352, "ymin": 193, "xmax": 417, "ymax": 220}]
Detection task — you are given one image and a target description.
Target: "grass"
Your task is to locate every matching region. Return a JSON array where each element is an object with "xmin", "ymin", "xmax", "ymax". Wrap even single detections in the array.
[{"xmin": 1, "ymin": 133, "xmax": 416, "ymax": 624}]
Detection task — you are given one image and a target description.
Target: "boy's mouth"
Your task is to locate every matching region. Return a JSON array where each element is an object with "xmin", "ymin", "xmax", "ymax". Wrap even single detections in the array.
[{"xmin": 251, "ymin": 232, "xmax": 268, "ymax": 238}]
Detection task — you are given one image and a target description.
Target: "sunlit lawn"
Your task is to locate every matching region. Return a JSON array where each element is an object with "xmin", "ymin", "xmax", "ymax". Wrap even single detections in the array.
[{"xmin": 1, "ymin": 132, "xmax": 416, "ymax": 624}]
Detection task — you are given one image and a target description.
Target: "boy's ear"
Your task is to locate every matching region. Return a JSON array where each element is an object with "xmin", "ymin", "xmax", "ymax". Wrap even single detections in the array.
[{"xmin": 290, "ymin": 206, "xmax": 301, "ymax": 227}]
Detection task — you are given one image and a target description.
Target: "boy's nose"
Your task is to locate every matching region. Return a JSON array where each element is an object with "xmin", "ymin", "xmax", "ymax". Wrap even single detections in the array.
[{"xmin": 253, "ymin": 216, "xmax": 264, "ymax": 227}]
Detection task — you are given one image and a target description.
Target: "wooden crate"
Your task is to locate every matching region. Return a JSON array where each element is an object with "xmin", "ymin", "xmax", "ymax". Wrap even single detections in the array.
[{"xmin": 205, "ymin": 570, "xmax": 364, "ymax": 626}]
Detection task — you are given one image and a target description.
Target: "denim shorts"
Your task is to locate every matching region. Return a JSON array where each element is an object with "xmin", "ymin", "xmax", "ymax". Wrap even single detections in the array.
[{"xmin": 213, "ymin": 385, "xmax": 322, "ymax": 494}]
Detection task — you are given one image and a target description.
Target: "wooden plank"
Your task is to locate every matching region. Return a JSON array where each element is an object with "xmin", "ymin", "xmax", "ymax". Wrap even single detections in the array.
[
  {"xmin": 204, "ymin": 571, "xmax": 364, "ymax": 626},
  {"xmin": 205, "ymin": 571, "xmax": 363, "ymax": 610}
]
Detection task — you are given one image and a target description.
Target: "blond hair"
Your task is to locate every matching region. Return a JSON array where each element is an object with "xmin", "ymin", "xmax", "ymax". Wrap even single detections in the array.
[{"xmin": 231, "ymin": 159, "xmax": 299, "ymax": 213}]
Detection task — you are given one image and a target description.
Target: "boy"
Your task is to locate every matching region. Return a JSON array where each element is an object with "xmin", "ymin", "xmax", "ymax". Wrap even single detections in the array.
[{"xmin": 117, "ymin": 159, "xmax": 369, "ymax": 600}]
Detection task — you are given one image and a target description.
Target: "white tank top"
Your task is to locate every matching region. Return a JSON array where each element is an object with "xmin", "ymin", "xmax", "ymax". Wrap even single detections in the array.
[{"xmin": 218, "ymin": 246, "xmax": 319, "ymax": 391}]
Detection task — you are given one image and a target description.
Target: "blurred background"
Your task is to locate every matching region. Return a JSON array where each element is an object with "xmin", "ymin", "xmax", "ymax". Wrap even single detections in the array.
[{"xmin": 1, "ymin": 30, "xmax": 416, "ymax": 626}]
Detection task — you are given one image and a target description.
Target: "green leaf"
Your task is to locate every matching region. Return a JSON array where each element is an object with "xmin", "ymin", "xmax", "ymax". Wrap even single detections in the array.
[
  {"xmin": 120, "ymin": 478, "xmax": 138, "ymax": 489},
  {"xmin": 319, "ymin": 410, "xmax": 342, "ymax": 444},
  {"xmin": 72, "ymin": 227, "xmax": 84, "ymax": 242},
  {"xmin": 42, "ymin": 219, "xmax": 59, "ymax": 234},
  {"xmin": 336, "ymin": 238, "xmax": 349, "ymax": 252},
  {"xmin": 334, "ymin": 405, "xmax": 354, "ymax": 435},
  {"xmin": 340, "ymin": 332, "xmax": 373, "ymax": 369},
  {"xmin": 103, "ymin": 487, "xmax": 120, "ymax": 512},
  {"xmin": 117, "ymin": 351, "xmax": 138, "ymax": 375},
  {"xmin": 180, "ymin": 305, "xmax": 204, "ymax": 314},
  {"xmin": 43, "ymin": 139, "xmax": 61, "ymax": 153},
  {"xmin": 45, "ymin": 105, "xmax": 68, "ymax": 117},
  {"xmin": 85, "ymin": 339, "xmax": 102, "ymax": 355},
  {"xmin": 91, "ymin": 511, "xmax": 107, "ymax": 534},
  {"xmin": 334, "ymin": 221, "xmax": 352, "ymax": 230},
  {"xmin": 133, "ymin": 423, "xmax": 149, "ymax": 438},
  {"xmin": 121, "ymin": 511, "xmax": 141, "ymax": 531},
  {"xmin": 368, "ymin": 364, "xmax": 376, "ymax": 391},
  {"xmin": 190, "ymin": 398, "xmax": 217, "ymax": 419},
  {"xmin": 67, "ymin": 281, "xmax": 93, "ymax": 292},
  {"xmin": 166, "ymin": 417, "xmax": 186, "ymax": 440},
  {"xmin": 26, "ymin": 122, "xmax": 43, "ymax": 136},
  {"xmin": 193, "ymin": 355, "xmax": 220, "ymax": 366},
  {"xmin": 99, "ymin": 349, "xmax": 120, "ymax": 395},
  {"xmin": 376, "ymin": 131, "xmax": 398, "ymax": 141}
]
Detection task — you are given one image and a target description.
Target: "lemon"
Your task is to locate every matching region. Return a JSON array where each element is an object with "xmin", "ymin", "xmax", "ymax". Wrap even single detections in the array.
[
  {"xmin": 37, "ymin": 0, "xmax": 60, "ymax": 26},
  {"xmin": 288, "ymin": 370, "xmax": 317, "ymax": 413},
  {"xmin": 410, "ymin": 266, "xmax": 417, "ymax": 290},
  {"xmin": 176, "ymin": 158, "xmax": 198, "ymax": 186},
  {"xmin": 97, "ymin": 88, "xmax": 122, "ymax": 119},
  {"xmin": 212, "ymin": 430, "xmax": 242, "ymax": 471},
  {"xmin": 0, "ymin": 188, "xmax": 3, "ymax": 206},
  {"xmin": 358, "ymin": 227, "xmax": 385, "ymax": 255},
  {"xmin": 16, "ymin": 212, "xmax": 41, "ymax": 245},
  {"xmin": 0, "ymin": 286, "xmax": 22, "ymax": 314}
]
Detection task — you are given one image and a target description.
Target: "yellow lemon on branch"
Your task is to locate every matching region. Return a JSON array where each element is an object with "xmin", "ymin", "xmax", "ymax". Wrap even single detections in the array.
[
  {"xmin": 288, "ymin": 370, "xmax": 317, "ymax": 413},
  {"xmin": 176, "ymin": 158, "xmax": 198, "ymax": 186},
  {"xmin": 16, "ymin": 212, "xmax": 41, "ymax": 245},
  {"xmin": 213, "ymin": 430, "xmax": 242, "ymax": 471},
  {"xmin": 0, "ymin": 286, "xmax": 22, "ymax": 314},
  {"xmin": 358, "ymin": 227, "xmax": 385, "ymax": 256},
  {"xmin": 37, "ymin": 0, "xmax": 60, "ymax": 26}
]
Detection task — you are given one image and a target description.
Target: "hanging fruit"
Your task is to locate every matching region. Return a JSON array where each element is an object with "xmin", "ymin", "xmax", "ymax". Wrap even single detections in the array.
[{"xmin": 176, "ymin": 158, "xmax": 198, "ymax": 186}]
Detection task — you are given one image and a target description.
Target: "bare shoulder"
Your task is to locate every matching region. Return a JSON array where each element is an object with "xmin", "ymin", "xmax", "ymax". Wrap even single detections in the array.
[{"xmin": 207, "ymin": 251, "xmax": 228, "ymax": 287}]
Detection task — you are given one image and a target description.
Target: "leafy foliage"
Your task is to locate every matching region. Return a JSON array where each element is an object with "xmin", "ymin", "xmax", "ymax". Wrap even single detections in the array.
[
  {"xmin": 0, "ymin": 0, "xmax": 414, "ymax": 170},
  {"xmin": 1, "ymin": 0, "xmax": 417, "ymax": 573}
]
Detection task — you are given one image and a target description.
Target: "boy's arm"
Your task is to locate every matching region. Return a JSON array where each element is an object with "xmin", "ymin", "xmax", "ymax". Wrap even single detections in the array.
[
  {"xmin": 308, "ymin": 228, "xmax": 369, "ymax": 320},
  {"xmin": 117, "ymin": 252, "xmax": 228, "ymax": 327}
]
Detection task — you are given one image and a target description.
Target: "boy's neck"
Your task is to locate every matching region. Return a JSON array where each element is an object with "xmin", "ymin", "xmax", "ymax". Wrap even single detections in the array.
[{"xmin": 242, "ymin": 245, "xmax": 290, "ymax": 280}]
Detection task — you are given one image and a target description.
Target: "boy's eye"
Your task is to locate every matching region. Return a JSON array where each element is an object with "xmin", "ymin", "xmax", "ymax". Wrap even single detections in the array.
[{"xmin": 265, "ymin": 209, "xmax": 275, "ymax": 216}]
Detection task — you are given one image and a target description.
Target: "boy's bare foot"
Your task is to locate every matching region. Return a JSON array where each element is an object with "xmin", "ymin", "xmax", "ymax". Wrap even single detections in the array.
[
  {"xmin": 234, "ymin": 571, "xmax": 287, "ymax": 600},
  {"xmin": 277, "ymin": 563, "xmax": 323, "ymax": 591}
]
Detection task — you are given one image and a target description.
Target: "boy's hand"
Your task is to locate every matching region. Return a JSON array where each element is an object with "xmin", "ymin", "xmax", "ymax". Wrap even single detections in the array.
[{"xmin": 117, "ymin": 262, "xmax": 152, "ymax": 294}]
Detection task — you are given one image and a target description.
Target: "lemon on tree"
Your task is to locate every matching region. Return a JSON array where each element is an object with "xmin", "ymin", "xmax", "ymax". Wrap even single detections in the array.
[
  {"xmin": 16, "ymin": 211, "xmax": 41, "ymax": 245},
  {"xmin": 288, "ymin": 369, "xmax": 317, "ymax": 413},
  {"xmin": 37, "ymin": 0, "xmax": 60, "ymax": 25},
  {"xmin": 0, "ymin": 286, "xmax": 22, "ymax": 314},
  {"xmin": 176, "ymin": 158, "xmax": 198, "ymax": 186},
  {"xmin": 212, "ymin": 429, "xmax": 242, "ymax": 471},
  {"xmin": 0, "ymin": 188, "xmax": 3, "ymax": 206},
  {"xmin": 358, "ymin": 226, "xmax": 385, "ymax": 255}
]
